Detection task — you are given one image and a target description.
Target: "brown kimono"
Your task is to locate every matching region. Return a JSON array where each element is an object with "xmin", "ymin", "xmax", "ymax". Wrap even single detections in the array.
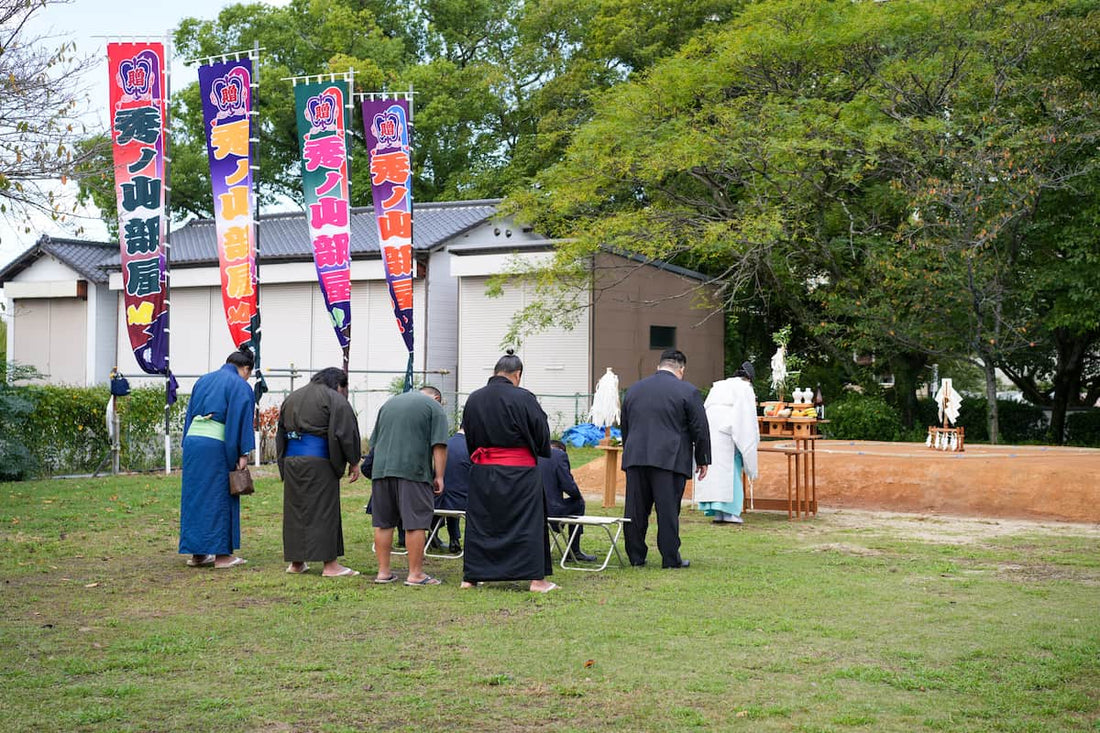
[{"xmin": 276, "ymin": 383, "xmax": 361, "ymax": 562}]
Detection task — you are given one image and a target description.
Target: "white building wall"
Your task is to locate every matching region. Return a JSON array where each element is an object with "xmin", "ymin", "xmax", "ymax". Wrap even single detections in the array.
[
  {"xmin": 424, "ymin": 248, "xmax": 458, "ymax": 399},
  {"xmin": 84, "ymin": 283, "xmax": 119, "ymax": 385},
  {"xmin": 7, "ymin": 257, "xmax": 90, "ymax": 384},
  {"xmin": 457, "ymin": 275, "xmax": 590, "ymax": 434},
  {"xmin": 109, "ymin": 268, "xmax": 429, "ymax": 439},
  {"xmin": 10, "ymin": 255, "xmax": 76, "ymax": 282}
]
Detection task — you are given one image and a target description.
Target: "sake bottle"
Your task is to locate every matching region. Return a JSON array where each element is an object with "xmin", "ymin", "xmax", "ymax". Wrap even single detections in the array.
[{"xmin": 813, "ymin": 385, "xmax": 824, "ymax": 419}]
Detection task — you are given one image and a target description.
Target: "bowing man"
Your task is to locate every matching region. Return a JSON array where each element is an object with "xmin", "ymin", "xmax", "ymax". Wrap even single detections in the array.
[
  {"xmin": 461, "ymin": 350, "xmax": 556, "ymax": 593},
  {"xmin": 620, "ymin": 349, "xmax": 711, "ymax": 569}
]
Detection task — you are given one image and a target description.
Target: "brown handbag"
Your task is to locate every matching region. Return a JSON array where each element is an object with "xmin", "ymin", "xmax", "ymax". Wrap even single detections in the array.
[{"xmin": 229, "ymin": 467, "xmax": 255, "ymax": 496}]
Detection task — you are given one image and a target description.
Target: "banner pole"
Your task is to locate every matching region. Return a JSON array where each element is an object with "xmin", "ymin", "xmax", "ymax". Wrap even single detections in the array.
[
  {"xmin": 163, "ymin": 33, "xmax": 174, "ymax": 475},
  {"xmin": 252, "ymin": 40, "xmax": 263, "ymax": 465},
  {"xmin": 406, "ymin": 83, "xmax": 415, "ymax": 393},
  {"xmin": 345, "ymin": 66, "xmax": 354, "ymax": 378}
]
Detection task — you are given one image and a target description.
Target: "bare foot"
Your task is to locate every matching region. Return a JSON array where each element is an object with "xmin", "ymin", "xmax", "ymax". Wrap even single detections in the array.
[
  {"xmin": 286, "ymin": 562, "xmax": 309, "ymax": 574},
  {"xmin": 529, "ymin": 579, "xmax": 558, "ymax": 593},
  {"xmin": 214, "ymin": 555, "xmax": 247, "ymax": 569},
  {"xmin": 460, "ymin": 581, "xmax": 476, "ymax": 589},
  {"xmin": 322, "ymin": 562, "xmax": 359, "ymax": 577}
]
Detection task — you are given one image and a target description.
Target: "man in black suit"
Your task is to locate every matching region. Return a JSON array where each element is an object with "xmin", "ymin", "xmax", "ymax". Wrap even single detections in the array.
[
  {"xmin": 540, "ymin": 440, "xmax": 597, "ymax": 562},
  {"xmin": 620, "ymin": 349, "xmax": 711, "ymax": 568}
]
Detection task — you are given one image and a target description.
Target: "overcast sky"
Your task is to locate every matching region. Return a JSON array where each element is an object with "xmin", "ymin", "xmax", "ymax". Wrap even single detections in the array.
[{"xmin": 0, "ymin": 0, "xmax": 290, "ymax": 273}]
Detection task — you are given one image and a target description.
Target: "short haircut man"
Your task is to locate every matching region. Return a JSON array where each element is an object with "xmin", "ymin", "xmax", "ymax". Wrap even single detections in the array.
[
  {"xmin": 619, "ymin": 349, "xmax": 711, "ymax": 568},
  {"xmin": 369, "ymin": 386, "xmax": 450, "ymax": 586}
]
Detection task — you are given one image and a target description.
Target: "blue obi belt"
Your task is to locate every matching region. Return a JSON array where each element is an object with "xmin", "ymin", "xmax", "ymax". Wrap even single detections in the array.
[{"xmin": 285, "ymin": 432, "xmax": 329, "ymax": 459}]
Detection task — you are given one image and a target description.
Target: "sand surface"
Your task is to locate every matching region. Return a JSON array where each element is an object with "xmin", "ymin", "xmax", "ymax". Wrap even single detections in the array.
[{"xmin": 572, "ymin": 441, "xmax": 1100, "ymax": 523}]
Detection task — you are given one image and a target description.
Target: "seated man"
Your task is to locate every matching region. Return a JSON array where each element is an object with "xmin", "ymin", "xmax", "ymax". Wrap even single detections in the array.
[
  {"xmin": 432, "ymin": 430, "xmax": 471, "ymax": 553},
  {"xmin": 539, "ymin": 440, "xmax": 597, "ymax": 562}
]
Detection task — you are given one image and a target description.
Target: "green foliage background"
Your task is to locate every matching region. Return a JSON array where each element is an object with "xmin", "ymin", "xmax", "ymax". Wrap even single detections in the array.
[{"xmin": 8, "ymin": 384, "xmax": 189, "ymax": 478}]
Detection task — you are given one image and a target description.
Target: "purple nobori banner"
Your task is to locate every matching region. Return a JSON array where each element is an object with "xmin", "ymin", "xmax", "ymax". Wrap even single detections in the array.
[
  {"xmin": 198, "ymin": 58, "xmax": 259, "ymax": 354},
  {"xmin": 362, "ymin": 99, "xmax": 414, "ymax": 364}
]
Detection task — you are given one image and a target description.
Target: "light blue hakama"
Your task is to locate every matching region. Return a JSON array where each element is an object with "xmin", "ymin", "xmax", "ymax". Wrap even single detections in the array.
[{"xmin": 699, "ymin": 450, "xmax": 744, "ymax": 520}]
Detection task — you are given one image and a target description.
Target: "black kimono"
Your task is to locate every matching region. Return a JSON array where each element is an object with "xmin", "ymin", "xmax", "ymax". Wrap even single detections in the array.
[{"xmin": 461, "ymin": 375, "xmax": 552, "ymax": 582}]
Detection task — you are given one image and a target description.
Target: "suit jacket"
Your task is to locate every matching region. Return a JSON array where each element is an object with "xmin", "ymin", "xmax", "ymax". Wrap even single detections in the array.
[
  {"xmin": 621, "ymin": 370, "xmax": 711, "ymax": 476},
  {"xmin": 539, "ymin": 448, "xmax": 583, "ymax": 516},
  {"xmin": 439, "ymin": 433, "xmax": 471, "ymax": 510}
]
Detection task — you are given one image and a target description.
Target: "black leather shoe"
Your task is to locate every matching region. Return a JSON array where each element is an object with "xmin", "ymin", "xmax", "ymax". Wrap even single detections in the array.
[
  {"xmin": 663, "ymin": 559, "xmax": 690, "ymax": 569},
  {"xmin": 448, "ymin": 541, "xmax": 462, "ymax": 554},
  {"xmin": 630, "ymin": 560, "xmax": 646, "ymax": 567},
  {"xmin": 572, "ymin": 550, "xmax": 598, "ymax": 562}
]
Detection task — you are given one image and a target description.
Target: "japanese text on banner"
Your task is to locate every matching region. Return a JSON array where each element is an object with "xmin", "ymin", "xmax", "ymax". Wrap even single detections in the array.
[{"xmin": 108, "ymin": 42, "xmax": 169, "ymax": 374}]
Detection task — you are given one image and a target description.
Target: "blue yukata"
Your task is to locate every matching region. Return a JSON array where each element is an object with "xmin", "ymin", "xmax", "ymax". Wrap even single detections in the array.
[{"xmin": 179, "ymin": 363, "xmax": 255, "ymax": 555}]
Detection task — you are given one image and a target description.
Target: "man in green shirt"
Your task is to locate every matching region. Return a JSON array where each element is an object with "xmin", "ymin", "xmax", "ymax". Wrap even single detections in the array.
[{"xmin": 369, "ymin": 386, "xmax": 449, "ymax": 586}]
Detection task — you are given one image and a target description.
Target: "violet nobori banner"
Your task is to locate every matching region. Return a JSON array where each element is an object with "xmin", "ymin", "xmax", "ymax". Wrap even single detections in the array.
[
  {"xmin": 108, "ymin": 42, "xmax": 169, "ymax": 375},
  {"xmin": 199, "ymin": 58, "xmax": 259, "ymax": 354},
  {"xmin": 362, "ymin": 98, "xmax": 414, "ymax": 387},
  {"xmin": 294, "ymin": 79, "xmax": 352, "ymax": 367}
]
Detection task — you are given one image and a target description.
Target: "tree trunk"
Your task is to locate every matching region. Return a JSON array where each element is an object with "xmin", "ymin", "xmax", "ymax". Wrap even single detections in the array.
[
  {"xmin": 981, "ymin": 356, "xmax": 1000, "ymax": 445},
  {"xmin": 889, "ymin": 353, "xmax": 927, "ymax": 430},
  {"xmin": 1048, "ymin": 328, "xmax": 1091, "ymax": 444}
]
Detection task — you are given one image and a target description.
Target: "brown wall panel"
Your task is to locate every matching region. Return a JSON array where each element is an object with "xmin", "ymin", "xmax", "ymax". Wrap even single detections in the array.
[{"xmin": 591, "ymin": 253, "xmax": 724, "ymax": 392}]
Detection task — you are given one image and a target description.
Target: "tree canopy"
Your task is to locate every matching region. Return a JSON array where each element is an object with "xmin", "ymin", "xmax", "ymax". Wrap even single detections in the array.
[{"xmin": 508, "ymin": 0, "xmax": 1100, "ymax": 442}]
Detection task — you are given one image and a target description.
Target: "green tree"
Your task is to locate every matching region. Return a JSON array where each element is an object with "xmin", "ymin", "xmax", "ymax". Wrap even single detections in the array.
[{"xmin": 509, "ymin": 0, "xmax": 1100, "ymax": 443}]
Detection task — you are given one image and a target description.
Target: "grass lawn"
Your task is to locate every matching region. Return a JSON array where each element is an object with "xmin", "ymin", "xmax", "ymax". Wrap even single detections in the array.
[{"xmin": 1, "ymin": 465, "xmax": 1098, "ymax": 732}]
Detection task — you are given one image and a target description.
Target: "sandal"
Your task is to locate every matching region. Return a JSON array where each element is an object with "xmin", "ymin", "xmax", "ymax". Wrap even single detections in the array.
[
  {"xmin": 214, "ymin": 556, "xmax": 247, "ymax": 569},
  {"xmin": 323, "ymin": 567, "xmax": 360, "ymax": 577},
  {"xmin": 404, "ymin": 575, "xmax": 441, "ymax": 586},
  {"xmin": 186, "ymin": 554, "xmax": 215, "ymax": 567},
  {"xmin": 373, "ymin": 574, "xmax": 399, "ymax": 584}
]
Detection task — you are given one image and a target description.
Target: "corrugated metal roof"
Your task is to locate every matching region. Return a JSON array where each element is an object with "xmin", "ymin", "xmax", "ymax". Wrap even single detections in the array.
[{"xmin": 104, "ymin": 199, "xmax": 502, "ymax": 267}]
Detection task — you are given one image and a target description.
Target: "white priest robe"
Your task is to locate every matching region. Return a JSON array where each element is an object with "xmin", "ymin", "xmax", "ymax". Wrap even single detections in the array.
[{"xmin": 694, "ymin": 377, "xmax": 759, "ymax": 518}]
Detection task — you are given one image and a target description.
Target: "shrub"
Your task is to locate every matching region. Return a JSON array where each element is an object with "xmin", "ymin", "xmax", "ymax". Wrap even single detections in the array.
[
  {"xmin": 14, "ymin": 384, "xmax": 189, "ymax": 477},
  {"xmin": 21, "ymin": 384, "xmax": 112, "ymax": 475},
  {"xmin": 955, "ymin": 396, "xmax": 989, "ymax": 442},
  {"xmin": 1067, "ymin": 410, "xmax": 1100, "ymax": 447},
  {"xmin": 0, "ymin": 361, "xmax": 41, "ymax": 480},
  {"xmin": 918, "ymin": 396, "xmax": 1047, "ymax": 444},
  {"xmin": 823, "ymin": 394, "xmax": 903, "ymax": 441},
  {"xmin": 115, "ymin": 386, "xmax": 189, "ymax": 472},
  {"xmin": 996, "ymin": 401, "xmax": 1047, "ymax": 443}
]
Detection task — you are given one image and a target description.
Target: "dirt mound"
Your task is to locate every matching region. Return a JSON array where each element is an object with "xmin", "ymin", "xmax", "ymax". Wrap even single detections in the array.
[{"xmin": 572, "ymin": 441, "xmax": 1100, "ymax": 523}]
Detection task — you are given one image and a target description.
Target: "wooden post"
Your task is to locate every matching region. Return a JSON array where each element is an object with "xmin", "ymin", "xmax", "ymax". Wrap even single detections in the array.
[{"xmin": 597, "ymin": 426, "xmax": 622, "ymax": 508}]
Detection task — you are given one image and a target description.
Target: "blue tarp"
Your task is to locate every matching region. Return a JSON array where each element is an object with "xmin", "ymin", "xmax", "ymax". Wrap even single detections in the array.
[{"xmin": 561, "ymin": 422, "xmax": 621, "ymax": 447}]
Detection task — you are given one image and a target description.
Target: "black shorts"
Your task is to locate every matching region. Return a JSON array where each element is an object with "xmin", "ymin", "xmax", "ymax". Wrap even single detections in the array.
[{"xmin": 370, "ymin": 477, "xmax": 435, "ymax": 530}]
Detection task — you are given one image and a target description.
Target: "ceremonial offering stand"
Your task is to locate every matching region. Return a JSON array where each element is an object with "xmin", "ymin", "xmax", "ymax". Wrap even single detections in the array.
[{"xmin": 750, "ymin": 402, "xmax": 825, "ymax": 519}]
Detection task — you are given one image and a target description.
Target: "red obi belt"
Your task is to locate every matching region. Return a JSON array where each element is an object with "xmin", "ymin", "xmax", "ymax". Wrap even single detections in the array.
[{"xmin": 470, "ymin": 446, "xmax": 536, "ymax": 467}]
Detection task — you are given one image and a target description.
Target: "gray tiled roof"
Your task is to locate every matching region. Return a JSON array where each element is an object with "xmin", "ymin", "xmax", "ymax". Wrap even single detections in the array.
[
  {"xmin": 0, "ymin": 236, "xmax": 117, "ymax": 285},
  {"xmin": 107, "ymin": 199, "xmax": 501, "ymax": 267}
]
